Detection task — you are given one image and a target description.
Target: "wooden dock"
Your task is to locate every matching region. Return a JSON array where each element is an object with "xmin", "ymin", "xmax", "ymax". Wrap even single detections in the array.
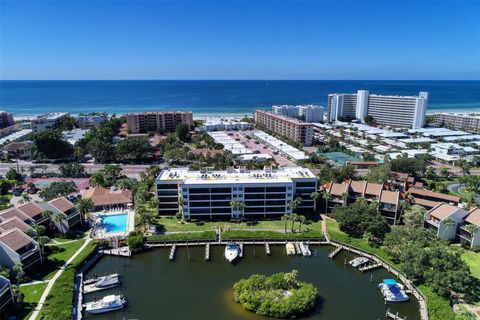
[
  {"xmin": 169, "ymin": 244, "xmax": 176, "ymax": 261},
  {"xmin": 359, "ymin": 263, "xmax": 382, "ymax": 272},
  {"xmin": 100, "ymin": 247, "xmax": 131, "ymax": 257},
  {"xmin": 386, "ymin": 310, "xmax": 407, "ymax": 320},
  {"xmin": 265, "ymin": 242, "xmax": 271, "ymax": 255},
  {"xmin": 328, "ymin": 245, "xmax": 342, "ymax": 259},
  {"xmin": 205, "ymin": 243, "xmax": 210, "ymax": 261}
]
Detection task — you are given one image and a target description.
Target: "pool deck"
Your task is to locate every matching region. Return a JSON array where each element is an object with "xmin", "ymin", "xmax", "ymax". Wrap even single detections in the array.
[{"xmin": 92, "ymin": 209, "xmax": 135, "ymax": 239}]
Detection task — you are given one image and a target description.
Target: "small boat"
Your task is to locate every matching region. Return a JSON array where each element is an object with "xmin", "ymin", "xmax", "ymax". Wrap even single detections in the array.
[
  {"xmin": 225, "ymin": 242, "xmax": 240, "ymax": 262},
  {"xmin": 299, "ymin": 242, "xmax": 311, "ymax": 257},
  {"xmin": 349, "ymin": 257, "xmax": 369, "ymax": 268},
  {"xmin": 84, "ymin": 274, "xmax": 120, "ymax": 293},
  {"xmin": 378, "ymin": 279, "xmax": 409, "ymax": 302},
  {"xmin": 83, "ymin": 294, "xmax": 127, "ymax": 314},
  {"xmin": 286, "ymin": 242, "xmax": 296, "ymax": 256}
]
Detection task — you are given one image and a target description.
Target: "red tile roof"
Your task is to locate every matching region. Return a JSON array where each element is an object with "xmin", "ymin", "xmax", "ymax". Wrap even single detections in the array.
[
  {"xmin": 408, "ymin": 189, "xmax": 459, "ymax": 203},
  {"xmin": 0, "ymin": 228, "xmax": 34, "ymax": 252},
  {"xmin": 428, "ymin": 203, "xmax": 459, "ymax": 221},
  {"xmin": 465, "ymin": 208, "xmax": 480, "ymax": 226},
  {"xmin": 0, "ymin": 217, "xmax": 30, "ymax": 232},
  {"xmin": 17, "ymin": 202, "xmax": 43, "ymax": 219},
  {"xmin": 49, "ymin": 197, "xmax": 74, "ymax": 213},
  {"xmin": 380, "ymin": 190, "xmax": 399, "ymax": 205},
  {"xmin": 0, "ymin": 208, "xmax": 31, "ymax": 223}
]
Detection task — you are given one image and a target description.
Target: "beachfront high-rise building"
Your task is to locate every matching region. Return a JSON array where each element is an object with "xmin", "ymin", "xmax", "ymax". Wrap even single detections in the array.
[
  {"xmin": 124, "ymin": 111, "xmax": 193, "ymax": 134},
  {"xmin": 31, "ymin": 112, "xmax": 69, "ymax": 132},
  {"xmin": 432, "ymin": 113, "xmax": 480, "ymax": 134},
  {"xmin": 272, "ymin": 105, "xmax": 324, "ymax": 123},
  {"xmin": 0, "ymin": 111, "xmax": 14, "ymax": 129},
  {"xmin": 255, "ymin": 110, "xmax": 314, "ymax": 146},
  {"xmin": 155, "ymin": 167, "xmax": 317, "ymax": 218},
  {"xmin": 327, "ymin": 90, "xmax": 429, "ymax": 129}
]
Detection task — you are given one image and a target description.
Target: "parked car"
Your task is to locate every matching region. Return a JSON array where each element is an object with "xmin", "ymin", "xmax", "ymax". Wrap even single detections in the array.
[{"xmin": 13, "ymin": 187, "xmax": 25, "ymax": 196}]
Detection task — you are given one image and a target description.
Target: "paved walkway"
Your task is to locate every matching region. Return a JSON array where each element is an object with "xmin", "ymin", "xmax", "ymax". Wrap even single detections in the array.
[
  {"xmin": 46, "ymin": 238, "xmax": 83, "ymax": 246},
  {"xmin": 19, "ymin": 280, "xmax": 50, "ymax": 287},
  {"xmin": 28, "ymin": 238, "xmax": 92, "ymax": 320}
]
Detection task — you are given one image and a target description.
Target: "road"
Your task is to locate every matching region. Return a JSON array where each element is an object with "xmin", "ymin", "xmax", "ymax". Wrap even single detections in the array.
[{"xmin": 0, "ymin": 161, "xmax": 154, "ymax": 179}]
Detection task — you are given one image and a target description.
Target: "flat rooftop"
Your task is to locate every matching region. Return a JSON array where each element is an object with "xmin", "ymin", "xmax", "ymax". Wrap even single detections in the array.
[
  {"xmin": 35, "ymin": 112, "xmax": 68, "ymax": 121},
  {"xmin": 156, "ymin": 167, "xmax": 316, "ymax": 185}
]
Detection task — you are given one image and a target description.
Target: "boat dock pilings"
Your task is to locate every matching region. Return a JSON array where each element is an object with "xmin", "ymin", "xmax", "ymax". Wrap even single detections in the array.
[
  {"xmin": 385, "ymin": 309, "xmax": 408, "ymax": 320},
  {"xmin": 169, "ymin": 244, "xmax": 177, "ymax": 261},
  {"xmin": 205, "ymin": 243, "xmax": 210, "ymax": 261},
  {"xmin": 359, "ymin": 263, "xmax": 382, "ymax": 272},
  {"xmin": 239, "ymin": 242, "xmax": 244, "ymax": 258},
  {"xmin": 265, "ymin": 242, "xmax": 271, "ymax": 255},
  {"xmin": 328, "ymin": 245, "xmax": 343, "ymax": 259}
]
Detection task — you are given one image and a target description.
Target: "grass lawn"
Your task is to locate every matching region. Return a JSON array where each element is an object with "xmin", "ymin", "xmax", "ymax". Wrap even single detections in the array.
[
  {"xmin": 325, "ymin": 219, "xmax": 456, "ymax": 320},
  {"xmin": 154, "ymin": 215, "xmax": 321, "ymax": 233},
  {"xmin": 147, "ymin": 231, "xmax": 216, "ymax": 242},
  {"xmin": 1, "ymin": 283, "xmax": 48, "ymax": 320},
  {"xmin": 38, "ymin": 241, "xmax": 98, "ymax": 320},
  {"xmin": 38, "ymin": 239, "xmax": 86, "ymax": 280},
  {"xmin": 223, "ymin": 229, "xmax": 323, "ymax": 240},
  {"xmin": 462, "ymin": 251, "xmax": 480, "ymax": 280}
]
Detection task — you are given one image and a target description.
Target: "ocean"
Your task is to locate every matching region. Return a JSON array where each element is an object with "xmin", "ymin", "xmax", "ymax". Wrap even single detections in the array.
[{"xmin": 0, "ymin": 80, "xmax": 479, "ymax": 117}]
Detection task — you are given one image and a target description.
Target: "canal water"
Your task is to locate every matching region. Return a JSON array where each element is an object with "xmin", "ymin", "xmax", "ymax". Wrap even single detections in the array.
[{"xmin": 84, "ymin": 245, "xmax": 420, "ymax": 320}]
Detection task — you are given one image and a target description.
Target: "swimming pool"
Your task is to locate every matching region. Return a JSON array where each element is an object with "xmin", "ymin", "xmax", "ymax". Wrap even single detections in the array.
[{"xmin": 99, "ymin": 213, "xmax": 128, "ymax": 233}]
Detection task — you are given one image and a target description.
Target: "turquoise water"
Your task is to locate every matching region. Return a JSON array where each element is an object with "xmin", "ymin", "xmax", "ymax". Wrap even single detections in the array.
[
  {"xmin": 1, "ymin": 80, "xmax": 479, "ymax": 116},
  {"xmin": 100, "ymin": 213, "xmax": 128, "ymax": 233},
  {"xmin": 323, "ymin": 152, "xmax": 361, "ymax": 165}
]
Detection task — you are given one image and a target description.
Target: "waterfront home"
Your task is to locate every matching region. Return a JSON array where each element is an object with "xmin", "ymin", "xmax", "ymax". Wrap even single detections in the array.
[
  {"xmin": 16, "ymin": 202, "xmax": 48, "ymax": 225},
  {"xmin": 408, "ymin": 188, "xmax": 460, "ymax": 209},
  {"xmin": 0, "ymin": 276, "xmax": 13, "ymax": 311},
  {"xmin": 0, "ymin": 217, "xmax": 31, "ymax": 233},
  {"xmin": 424, "ymin": 203, "xmax": 469, "ymax": 241},
  {"xmin": 41, "ymin": 197, "xmax": 81, "ymax": 233},
  {"xmin": 324, "ymin": 180, "xmax": 401, "ymax": 224},
  {"xmin": 82, "ymin": 186, "xmax": 132, "ymax": 211},
  {"xmin": 156, "ymin": 167, "xmax": 317, "ymax": 219},
  {"xmin": 0, "ymin": 228, "xmax": 42, "ymax": 270},
  {"xmin": 457, "ymin": 208, "xmax": 480, "ymax": 248},
  {"xmin": 0, "ymin": 208, "xmax": 34, "ymax": 225}
]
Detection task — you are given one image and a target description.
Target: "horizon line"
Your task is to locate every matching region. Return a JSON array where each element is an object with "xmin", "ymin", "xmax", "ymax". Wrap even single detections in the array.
[{"xmin": 1, "ymin": 79, "xmax": 479, "ymax": 81}]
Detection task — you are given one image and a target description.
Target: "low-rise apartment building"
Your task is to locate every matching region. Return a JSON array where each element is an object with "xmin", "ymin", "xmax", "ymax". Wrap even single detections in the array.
[
  {"xmin": 456, "ymin": 208, "xmax": 480, "ymax": 248},
  {"xmin": 424, "ymin": 203, "xmax": 469, "ymax": 242},
  {"xmin": 76, "ymin": 114, "xmax": 108, "ymax": 128},
  {"xmin": 324, "ymin": 180, "xmax": 401, "ymax": 225},
  {"xmin": 0, "ymin": 228, "xmax": 42, "ymax": 271},
  {"xmin": 432, "ymin": 113, "xmax": 480, "ymax": 134},
  {"xmin": 255, "ymin": 110, "xmax": 314, "ymax": 146},
  {"xmin": 124, "ymin": 111, "xmax": 193, "ymax": 134},
  {"xmin": 0, "ymin": 276, "xmax": 13, "ymax": 311},
  {"xmin": 31, "ymin": 112, "xmax": 69, "ymax": 132},
  {"xmin": 408, "ymin": 188, "xmax": 460, "ymax": 209},
  {"xmin": 42, "ymin": 197, "xmax": 82, "ymax": 233},
  {"xmin": 156, "ymin": 167, "xmax": 317, "ymax": 219}
]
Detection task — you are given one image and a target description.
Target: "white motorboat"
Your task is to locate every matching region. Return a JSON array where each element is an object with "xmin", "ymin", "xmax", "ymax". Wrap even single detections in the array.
[
  {"xmin": 299, "ymin": 242, "xmax": 311, "ymax": 257},
  {"xmin": 378, "ymin": 279, "xmax": 409, "ymax": 302},
  {"xmin": 225, "ymin": 242, "xmax": 240, "ymax": 262},
  {"xmin": 348, "ymin": 257, "xmax": 369, "ymax": 268},
  {"xmin": 84, "ymin": 274, "xmax": 120, "ymax": 293},
  {"xmin": 83, "ymin": 294, "xmax": 127, "ymax": 314}
]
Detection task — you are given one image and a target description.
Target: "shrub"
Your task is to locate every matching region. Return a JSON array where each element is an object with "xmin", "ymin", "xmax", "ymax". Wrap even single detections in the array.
[
  {"xmin": 127, "ymin": 231, "xmax": 144, "ymax": 253},
  {"xmin": 233, "ymin": 270, "xmax": 317, "ymax": 318}
]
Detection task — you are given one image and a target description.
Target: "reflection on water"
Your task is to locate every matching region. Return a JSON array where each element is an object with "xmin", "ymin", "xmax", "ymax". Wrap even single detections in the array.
[{"xmin": 84, "ymin": 245, "xmax": 420, "ymax": 320}]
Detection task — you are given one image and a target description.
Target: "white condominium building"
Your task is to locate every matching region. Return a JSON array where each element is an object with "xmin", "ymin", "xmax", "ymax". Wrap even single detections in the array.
[
  {"xmin": 327, "ymin": 90, "xmax": 429, "ymax": 129},
  {"xmin": 255, "ymin": 110, "xmax": 314, "ymax": 146},
  {"xmin": 124, "ymin": 111, "xmax": 193, "ymax": 134},
  {"xmin": 272, "ymin": 105, "xmax": 324, "ymax": 123},
  {"xmin": 31, "ymin": 112, "xmax": 69, "ymax": 132},
  {"xmin": 156, "ymin": 167, "xmax": 317, "ymax": 219},
  {"xmin": 432, "ymin": 113, "xmax": 480, "ymax": 134}
]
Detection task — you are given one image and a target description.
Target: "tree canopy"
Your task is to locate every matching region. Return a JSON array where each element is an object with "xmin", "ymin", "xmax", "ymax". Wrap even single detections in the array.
[
  {"xmin": 39, "ymin": 181, "xmax": 78, "ymax": 201},
  {"xmin": 233, "ymin": 270, "xmax": 318, "ymax": 319},
  {"xmin": 32, "ymin": 130, "xmax": 73, "ymax": 159}
]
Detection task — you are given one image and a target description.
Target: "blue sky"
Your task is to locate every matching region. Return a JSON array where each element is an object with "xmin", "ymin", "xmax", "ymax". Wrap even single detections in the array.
[{"xmin": 0, "ymin": 0, "xmax": 479, "ymax": 80}]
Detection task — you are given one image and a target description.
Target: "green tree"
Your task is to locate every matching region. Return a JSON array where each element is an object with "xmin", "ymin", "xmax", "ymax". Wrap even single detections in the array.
[
  {"xmin": 32, "ymin": 130, "xmax": 74, "ymax": 159},
  {"xmin": 39, "ymin": 181, "xmax": 77, "ymax": 201},
  {"xmin": 89, "ymin": 172, "xmax": 105, "ymax": 187},
  {"xmin": 281, "ymin": 214, "xmax": 290, "ymax": 233},
  {"xmin": 5, "ymin": 168, "xmax": 22, "ymax": 181},
  {"xmin": 77, "ymin": 197, "xmax": 95, "ymax": 222},
  {"xmin": 175, "ymin": 123, "xmax": 191, "ymax": 142},
  {"xmin": 12, "ymin": 263, "xmax": 24, "ymax": 286},
  {"xmin": 402, "ymin": 205, "xmax": 426, "ymax": 227},
  {"xmin": 366, "ymin": 164, "xmax": 391, "ymax": 184},
  {"xmin": 364, "ymin": 115, "xmax": 374, "ymax": 125},
  {"xmin": 116, "ymin": 136, "xmax": 155, "ymax": 163},
  {"xmin": 127, "ymin": 231, "xmax": 144, "ymax": 253},
  {"xmin": 59, "ymin": 163, "xmax": 85, "ymax": 178}
]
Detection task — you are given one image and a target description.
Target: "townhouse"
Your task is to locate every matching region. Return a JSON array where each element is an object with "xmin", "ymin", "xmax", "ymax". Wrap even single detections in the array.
[
  {"xmin": 0, "ymin": 228, "xmax": 42, "ymax": 271},
  {"xmin": 457, "ymin": 208, "xmax": 480, "ymax": 249},
  {"xmin": 408, "ymin": 188, "xmax": 460, "ymax": 210},
  {"xmin": 0, "ymin": 276, "xmax": 13, "ymax": 312}
]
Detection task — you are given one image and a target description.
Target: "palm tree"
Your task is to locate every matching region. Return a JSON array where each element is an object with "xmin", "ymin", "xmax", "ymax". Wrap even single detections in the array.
[
  {"xmin": 12, "ymin": 263, "xmax": 24, "ymax": 286},
  {"xmin": 310, "ymin": 191, "xmax": 320, "ymax": 210},
  {"xmin": 20, "ymin": 192, "xmax": 31, "ymax": 204},
  {"xmin": 465, "ymin": 224, "xmax": 479, "ymax": 241},
  {"xmin": 36, "ymin": 236, "xmax": 50, "ymax": 260},
  {"xmin": 440, "ymin": 217, "xmax": 456, "ymax": 240},
  {"xmin": 281, "ymin": 214, "xmax": 290, "ymax": 233},
  {"xmin": 77, "ymin": 198, "xmax": 95, "ymax": 224},
  {"xmin": 297, "ymin": 215, "xmax": 306, "ymax": 232},
  {"xmin": 178, "ymin": 198, "xmax": 185, "ymax": 221},
  {"xmin": 322, "ymin": 190, "xmax": 330, "ymax": 213},
  {"xmin": 53, "ymin": 213, "xmax": 67, "ymax": 234},
  {"xmin": 230, "ymin": 200, "xmax": 245, "ymax": 218},
  {"xmin": 290, "ymin": 214, "xmax": 299, "ymax": 232}
]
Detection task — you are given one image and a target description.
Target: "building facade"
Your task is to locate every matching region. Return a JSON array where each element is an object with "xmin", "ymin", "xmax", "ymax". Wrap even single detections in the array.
[
  {"xmin": 272, "ymin": 105, "xmax": 324, "ymax": 123},
  {"xmin": 0, "ymin": 111, "xmax": 14, "ymax": 129},
  {"xmin": 255, "ymin": 110, "xmax": 314, "ymax": 146},
  {"xmin": 124, "ymin": 111, "xmax": 193, "ymax": 134},
  {"xmin": 0, "ymin": 228, "xmax": 42, "ymax": 271},
  {"xmin": 0, "ymin": 276, "xmax": 13, "ymax": 311},
  {"xmin": 156, "ymin": 167, "xmax": 317, "ymax": 219},
  {"xmin": 327, "ymin": 90, "xmax": 428, "ymax": 129},
  {"xmin": 31, "ymin": 112, "xmax": 69, "ymax": 132},
  {"xmin": 76, "ymin": 114, "xmax": 108, "ymax": 128},
  {"xmin": 432, "ymin": 113, "xmax": 480, "ymax": 134}
]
